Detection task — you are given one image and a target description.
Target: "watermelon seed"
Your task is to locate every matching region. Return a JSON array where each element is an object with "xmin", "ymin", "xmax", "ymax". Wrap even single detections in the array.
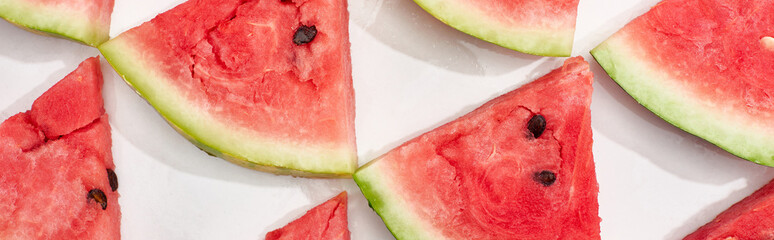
[
  {"xmin": 527, "ymin": 114, "xmax": 546, "ymax": 139},
  {"xmin": 107, "ymin": 169, "xmax": 118, "ymax": 192},
  {"xmin": 87, "ymin": 189, "xmax": 108, "ymax": 210},
  {"xmin": 293, "ymin": 25, "xmax": 317, "ymax": 45},
  {"xmin": 533, "ymin": 171, "xmax": 556, "ymax": 186},
  {"xmin": 762, "ymin": 36, "xmax": 774, "ymax": 51}
]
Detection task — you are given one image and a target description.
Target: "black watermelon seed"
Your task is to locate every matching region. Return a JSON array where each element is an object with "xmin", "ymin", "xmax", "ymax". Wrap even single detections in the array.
[
  {"xmin": 527, "ymin": 114, "xmax": 546, "ymax": 139},
  {"xmin": 534, "ymin": 170, "xmax": 556, "ymax": 187},
  {"xmin": 87, "ymin": 189, "xmax": 108, "ymax": 210},
  {"xmin": 107, "ymin": 169, "xmax": 118, "ymax": 192},
  {"xmin": 293, "ymin": 25, "xmax": 317, "ymax": 45},
  {"xmin": 280, "ymin": 0, "xmax": 291, "ymax": 3}
]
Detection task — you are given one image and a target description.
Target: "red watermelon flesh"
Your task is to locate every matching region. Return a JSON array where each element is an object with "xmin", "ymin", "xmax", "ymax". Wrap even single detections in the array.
[
  {"xmin": 265, "ymin": 192, "xmax": 349, "ymax": 240},
  {"xmin": 354, "ymin": 57, "xmax": 599, "ymax": 239},
  {"xmin": 99, "ymin": 0, "xmax": 356, "ymax": 176},
  {"xmin": 685, "ymin": 179, "xmax": 774, "ymax": 240},
  {"xmin": 30, "ymin": 57, "xmax": 105, "ymax": 139},
  {"xmin": 0, "ymin": 57, "xmax": 119, "ymax": 239},
  {"xmin": 591, "ymin": 0, "xmax": 774, "ymax": 165}
]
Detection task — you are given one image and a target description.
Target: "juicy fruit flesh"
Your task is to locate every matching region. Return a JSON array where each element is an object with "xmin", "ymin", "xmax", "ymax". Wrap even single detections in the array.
[
  {"xmin": 99, "ymin": 0, "xmax": 356, "ymax": 175},
  {"xmin": 266, "ymin": 192, "xmax": 350, "ymax": 240},
  {"xmin": 30, "ymin": 57, "xmax": 104, "ymax": 139},
  {"xmin": 0, "ymin": 115, "xmax": 119, "ymax": 239},
  {"xmin": 591, "ymin": 0, "xmax": 774, "ymax": 164},
  {"xmin": 128, "ymin": 0, "xmax": 352, "ymax": 146},
  {"xmin": 684, "ymin": 179, "xmax": 774, "ymax": 240},
  {"xmin": 374, "ymin": 108, "xmax": 568, "ymax": 238},
  {"xmin": 355, "ymin": 57, "xmax": 599, "ymax": 239},
  {"xmin": 629, "ymin": 0, "xmax": 774, "ymax": 114},
  {"xmin": 0, "ymin": 57, "xmax": 119, "ymax": 239}
]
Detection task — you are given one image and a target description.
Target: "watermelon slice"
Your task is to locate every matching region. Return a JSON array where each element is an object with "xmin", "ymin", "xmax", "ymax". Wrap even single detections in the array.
[
  {"xmin": 265, "ymin": 192, "xmax": 349, "ymax": 240},
  {"xmin": 684, "ymin": 179, "xmax": 774, "ymax": 239},
  {"xmin": 413, "ymin": 0, "xmax": 580, "ymax": 56},
  {"xmin": 99, "ymin": 0, "xmax": 356, "ymax": 177},
  {"xmin": 591, "ymin": 0, "xmax": 774, "ymax": 165},
  {"xmin": 354, "ymin": 57, "xmax": 599, "ymax": 239},
  {"xmin": 0, "ymin": 57, "xmax": 120, "ymax": 239},
  {"xmin": 0, "ymin": 0, "xmax": 114, "ymax": 46}
]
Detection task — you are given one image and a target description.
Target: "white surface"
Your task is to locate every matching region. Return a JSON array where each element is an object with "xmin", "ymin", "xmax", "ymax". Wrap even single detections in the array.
[{"xmin": 1, "ymin": 0, "xmax": 773, "ymax": 239}]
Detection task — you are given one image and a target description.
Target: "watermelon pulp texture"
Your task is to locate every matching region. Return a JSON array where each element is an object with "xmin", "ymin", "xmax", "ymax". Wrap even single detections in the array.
[
  {"xmin": 684, "ymin": 179, "xmax": 774, "ymax": 239},
  {"xmin": 266, "ymin": 192, "xmax": 349, "ymax": 240},
  {"xmin": 591, "ymin": 0, "xmax": 774, "ymax": 165},
  {"xmin": 354, "ymin": 57, "xmax": 599, "ymax": 239},
  {"xmin": 413, "ymin": 0, "xmax": 579, "ymax": 56},
  {"xmin": 0, "ymin": 57, "xmax": 120, "ymax": 239},
  {"xmin": 99, "ymin": 0, "xmax": 356, "ymax": 177},
  {"xmin": 0, "ymin": 0, "xmax": 114, "ymax": 46}
]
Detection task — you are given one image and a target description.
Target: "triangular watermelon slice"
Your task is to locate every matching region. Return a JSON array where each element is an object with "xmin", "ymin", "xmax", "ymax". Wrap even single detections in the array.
[
  {"xmin": 685, "ymin": 179, "xmax": 774, "ymax": 239},
  {"xmin": 0, "ymin": 0, "xmax": 114, "ymax": 46},
  {"xmin": 99, "ymin": 0, "xmax": 356, "ymax": 177},
  {"xmin": 265, "ymin": 192, "xmax": 349, "ymax": 240},
  {"xmin": 354, "ymin": 57, "xmax": 599, "ymax": 239},
  {"xmin": 0, "ymin": 57, "xmax": 120, "ymax": 239},
  {"xmin": 591, "ymin": 0, "xmax": 774, "ymax": 165},
  {"xmin": 413, "ymin": 0, "xmax": 580, "ymax": 56}
]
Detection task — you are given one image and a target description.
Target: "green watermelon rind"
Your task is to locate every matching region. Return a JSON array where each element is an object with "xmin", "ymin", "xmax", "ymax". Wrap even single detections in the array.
[
  {"xmin": 353, "ymin": 159, "xmax": 442, "ymax": 239},
  {"xmin": 413, "ymin": 0, "xmax": 574, "ymax": 57},
  {"xmin": 99, "ymin": 37, "xmax": 357, "ymax": 178},
  {"xmin": 0, "ymin": 0, "xmax": 108, "ymax": 46},
  {"xmin": 591, "ymin": 35, "xmax": 774, "ymax": 166}
]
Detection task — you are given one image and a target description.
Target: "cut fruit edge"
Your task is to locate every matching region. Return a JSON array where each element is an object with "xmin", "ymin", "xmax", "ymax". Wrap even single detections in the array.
[
  {"xmin": 684, "ymin": 178, "xmax": 774, "ymax": 239},
  {"xmin": 413, "ymin": 0, "xmax": 575, "ymax": 57},
  {"xmin": 353, "ymin": 57, "xmax": 596, "ymax": 239},
  {"xmin": 354, "ymin": 163, "xmax": 443, "ymax": 239},
  {"xmin": 353, "ymin": 112, "xmax": 597, "ymax": 239},
  {"xmin": 99, "ymin": 35, "xmax": 357, "ymax": 177},
  {"xmin": 266, "ymin": 191, "xmax": 349, "ymax": 239},
  {"xmin": 591, "ymin": 33, "xmax": 774, "ymax": 166},
  {"xmin": 0, "ymin": 0, "xmax": 110, "ymax": 46}
]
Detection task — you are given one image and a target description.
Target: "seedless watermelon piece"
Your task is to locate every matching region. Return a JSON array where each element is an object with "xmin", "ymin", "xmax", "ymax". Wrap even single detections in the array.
[
  {"xmin": 591, "ymin": 0, "xmax": 774, "ymax": 165},
  {"xmin": 354, "ymin": 57, "xmax": 599, "ymax": 239},
  {"xmin": 99, "ymin": 0, "xmax": 356, "ymax": 177},
  {"xmin": 684, "ymin": 179, "xmax": 774, "ymax": 239},
  {"xmin": 31, "ymin": 57, "xmax": 105, "ymax": 139},
  {"xmin": 0, "ymin": 57, "xmax": 119, "ymax": 239},
  {"xmin": 414, "ymin": 0, "xmax": 579, "ymax": 56},
  {"xmin": 265, "ymin": 192, "xmax": 349, "ymax": 240},
  {"xmin": 0, "ymin": 0, "xmax": 114, "ymax": 46}
]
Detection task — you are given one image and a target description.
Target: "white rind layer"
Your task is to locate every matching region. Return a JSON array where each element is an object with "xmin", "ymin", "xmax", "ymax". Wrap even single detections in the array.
[
  {"xmin": 0, "ymin": 0, "xmax": 109, "ymax": 46},
  {"xmin": 353, "ymin": 156, "xmax": 445, "ymax": 239},
  {"xmin": 592, "ymin": 32, "xmax": 774, "ymax": 165},
  {"xmin": 99, "ymin": 36, "xmax": 357, "ymax": 177},
  {"xmin": 414, "ymin": 0, "xmax": 575, "ymax": 57}
]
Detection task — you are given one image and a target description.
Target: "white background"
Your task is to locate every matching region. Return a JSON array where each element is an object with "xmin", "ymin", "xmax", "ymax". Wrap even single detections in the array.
[{"xmin": 2, "ymin": 0, "xmax": 773, "ymax": 239}]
